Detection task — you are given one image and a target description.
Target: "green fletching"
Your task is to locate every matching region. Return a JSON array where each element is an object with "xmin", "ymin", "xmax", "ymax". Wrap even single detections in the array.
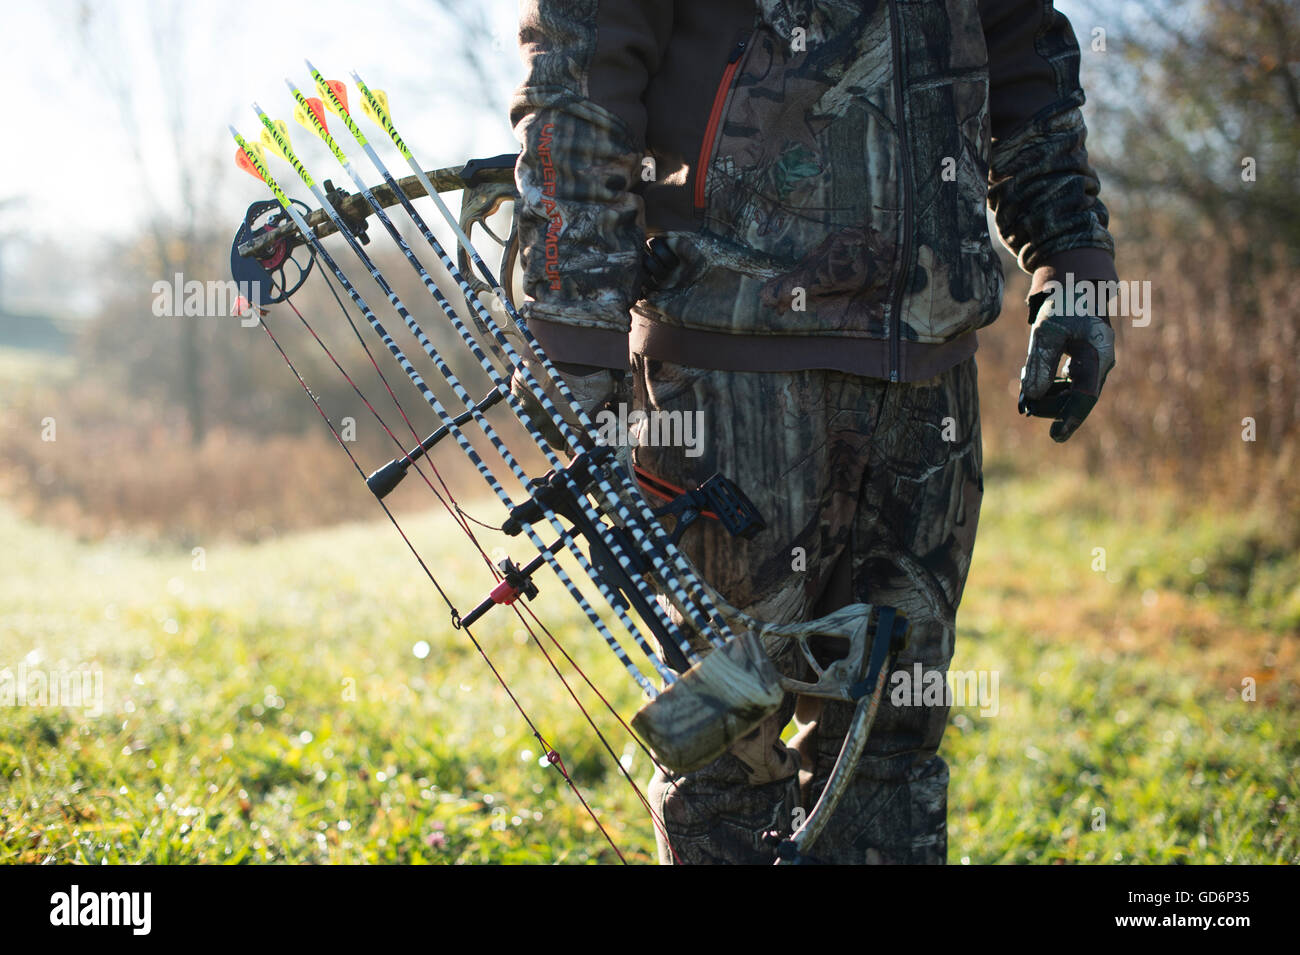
[{"xmin": 356, "ymin": 79, "xmax": 413, "ymax": 162}]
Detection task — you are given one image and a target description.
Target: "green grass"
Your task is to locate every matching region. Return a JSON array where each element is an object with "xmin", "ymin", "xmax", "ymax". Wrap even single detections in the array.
[
  {"xmin": 0, "ymin": 509, "xmax": 651, "ymax": 863},
  {"xmin": 0, "ymin": 471, "xmax": 1296, "ymax": 864},
  {"xmin": 948, "ymin": 473, "xmax": 1298, "ymax": 863}
]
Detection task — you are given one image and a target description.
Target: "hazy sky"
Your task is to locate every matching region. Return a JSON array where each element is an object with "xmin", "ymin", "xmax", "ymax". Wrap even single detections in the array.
[
  {"xmin": 2, "ymin": 0, "xmax": 523, "ymax": 225},
  {"xmin": 0, "ymin": 0, "xmax": 525, "ymax": 314}
]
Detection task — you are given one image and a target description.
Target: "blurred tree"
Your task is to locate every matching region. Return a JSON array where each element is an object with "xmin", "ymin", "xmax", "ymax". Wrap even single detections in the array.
[
  {"xmin": 0, "ymin": 198, "xmax": 23, "ymax": 314},
  {"xmin": 73, "ymin": 0, "xmax": 225, "ymax": 443},
  {"xmin": 69, "ymin": 0, "xmax": 504, "ymax": 446},
  {"xmin": 1037, "ymin": 0, "xmax": 1300, "ymax": 500},
  {"xmin": 1084, "ymin": 0, "xmax": 1300, "ymax": 266}
]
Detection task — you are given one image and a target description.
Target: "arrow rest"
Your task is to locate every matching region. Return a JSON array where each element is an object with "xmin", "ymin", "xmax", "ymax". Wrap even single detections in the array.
[{"xmin": 322, "ymin": 180, "xmax": 370, "ymax": 246}]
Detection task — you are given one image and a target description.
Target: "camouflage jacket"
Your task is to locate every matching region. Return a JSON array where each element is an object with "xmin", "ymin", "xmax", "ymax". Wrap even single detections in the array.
[{"xmin": 510, "ymin": 0, "xmax": 1118, "ymax": 382}]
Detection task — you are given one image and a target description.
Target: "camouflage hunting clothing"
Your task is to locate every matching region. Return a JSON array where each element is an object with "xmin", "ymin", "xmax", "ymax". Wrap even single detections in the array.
[{"xmin": 511, "ymin": 0, "xmax": 1118, "ymax": 382}]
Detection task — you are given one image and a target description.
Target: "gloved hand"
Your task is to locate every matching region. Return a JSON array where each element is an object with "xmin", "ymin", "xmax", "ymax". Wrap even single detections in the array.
[
  {"xmin": 509, "ymin": 357, "xmax": 624, "ymax": 453},
  {"xmin": 1018, "ymin": 291, "xmax": 1116, "ymax": 443}
]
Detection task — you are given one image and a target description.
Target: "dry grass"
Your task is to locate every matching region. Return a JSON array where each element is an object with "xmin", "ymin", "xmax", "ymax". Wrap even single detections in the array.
[
  {"xmin": 977, "ymin": 225, "xmax": 1298, "ymax": 522},
  {"xmin": 0, "ymin": 370, "xmax": 494, "ymax": 546}
]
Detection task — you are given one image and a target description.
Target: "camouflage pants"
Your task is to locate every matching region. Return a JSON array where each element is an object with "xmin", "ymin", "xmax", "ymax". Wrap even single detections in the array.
[{"xmin": 631, "ymin": 355, "xmax": 983, "ymax": 865}]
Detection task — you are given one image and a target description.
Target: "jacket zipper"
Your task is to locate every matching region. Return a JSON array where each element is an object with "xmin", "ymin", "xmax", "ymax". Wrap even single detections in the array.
[
  {"xmin": 886, "ymin": 0, "xmax": 913, "ymax": 383},
  {"xmin": 694, "ymin": 36, "xmax": 748, "ymax": 211}
]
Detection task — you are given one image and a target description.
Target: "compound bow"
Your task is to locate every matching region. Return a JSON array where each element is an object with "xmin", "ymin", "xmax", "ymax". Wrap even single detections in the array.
[{"xmin": 228, "ymin": 62, "xmax": 909, "ymax": 864}]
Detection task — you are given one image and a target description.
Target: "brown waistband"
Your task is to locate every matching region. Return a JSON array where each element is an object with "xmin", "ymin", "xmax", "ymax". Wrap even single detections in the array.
[
  {"xmin": 523, "ymin": 313, "xmax": 979, "ymax": 382},
  {"xmin": 630, "ymin": 316, "xmax": 978, "ymax": 382}
]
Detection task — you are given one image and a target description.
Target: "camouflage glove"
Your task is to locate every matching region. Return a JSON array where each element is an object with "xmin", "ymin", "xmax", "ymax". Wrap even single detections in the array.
[
  {"xmin": 1018, "ymin": 291, "xmax": 1116, "ymax": 443},
  {"xmin": 509, "ymin": 358, "xmax": 624, "ymax": 453}
]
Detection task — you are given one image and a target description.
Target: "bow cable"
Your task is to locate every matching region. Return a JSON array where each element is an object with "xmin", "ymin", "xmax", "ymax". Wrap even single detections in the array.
[
  {"xmin": 232, "ymin": 125, "xmax": 687, "ymax": 860},
  {"xmin": 242, "ymin": 116, "xmax": 670, "ymax": 696},
  {"xmin": 253, "ymin": 300, "xmax": 632, "ymax": 862}
]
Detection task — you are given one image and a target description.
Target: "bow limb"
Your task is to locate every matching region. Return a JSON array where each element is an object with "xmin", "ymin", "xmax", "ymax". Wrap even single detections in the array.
[
  {"xmin": 775, "ymin": 606, "xmax": 899, "ymax": 864},
  {"xmin": 731, "ymin": 599, "xmax": 907, "ymax": 862},
  {"xmin": 624, "ymin": 560, "xmax": 907, "ymax": 860}
]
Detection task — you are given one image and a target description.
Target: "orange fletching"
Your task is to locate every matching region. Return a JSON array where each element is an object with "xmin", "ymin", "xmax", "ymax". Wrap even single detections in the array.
[
  {"xmin": 294, "ymin": 95, "xmax": 330, "ymax": 137},
  {"xmin": 235, "ymin": 145, "xmax": 266, "ymax": 183},
  {"xmin": 326, "ymin": 79, "xmax": 349, "ymax": 114}
]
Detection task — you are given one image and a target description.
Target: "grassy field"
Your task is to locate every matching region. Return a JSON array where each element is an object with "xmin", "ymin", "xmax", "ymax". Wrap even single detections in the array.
[{"xmin": 0, "ymin": 471, "xmax": 1296, "ymax": 864}]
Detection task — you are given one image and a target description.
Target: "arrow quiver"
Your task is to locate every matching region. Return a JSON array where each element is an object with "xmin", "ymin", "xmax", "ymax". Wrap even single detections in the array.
[{"xmin": 228, "ymin": 71, "xmax": 911, "ymax": 861}]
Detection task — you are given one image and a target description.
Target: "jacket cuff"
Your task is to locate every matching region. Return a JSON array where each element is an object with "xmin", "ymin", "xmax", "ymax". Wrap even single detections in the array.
[
  {"xmin": 1028, "ymin": 247, "xmax": 1119, "ymax": 297},
  {"xmin": 527, "ymin": 316, "xmax": 631, "ymax": 372},
  {"xmin": 1028, "ymin": 247, "xmax": 1120, "ymax": 321}
]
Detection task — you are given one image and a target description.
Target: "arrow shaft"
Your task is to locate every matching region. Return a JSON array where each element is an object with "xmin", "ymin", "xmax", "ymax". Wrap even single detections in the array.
[
  {"xmin": 244, "ymin": 112, "xmax": 671, "ymax": 694},
  {"xmin": 348, "ymin": 71, "xmax": 734, "ymax": 648},
  {"xmin": 276, "ymin": 91, "xmax": 699, "ymax": 673}
]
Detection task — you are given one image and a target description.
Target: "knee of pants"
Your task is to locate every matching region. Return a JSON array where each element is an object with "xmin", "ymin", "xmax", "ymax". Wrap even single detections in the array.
[{"xmin": 812, "ymin": 692, "xmax": 949, "ymax": 770}]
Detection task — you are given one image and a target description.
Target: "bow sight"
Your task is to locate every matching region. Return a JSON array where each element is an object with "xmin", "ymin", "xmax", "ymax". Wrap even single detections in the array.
[{"xmin": 228, "ymin": 64, "xmax": 908, "ymax": 864}]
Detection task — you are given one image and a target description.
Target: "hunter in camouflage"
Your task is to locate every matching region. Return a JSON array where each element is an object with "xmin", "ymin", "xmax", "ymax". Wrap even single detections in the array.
[{"xmin": 510, "ymin": 0, "xmax": 1118, "ymax": 863}]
